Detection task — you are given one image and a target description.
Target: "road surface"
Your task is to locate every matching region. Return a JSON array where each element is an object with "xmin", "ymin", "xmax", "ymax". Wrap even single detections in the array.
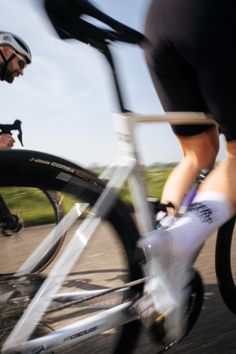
[{"xmin": 1, "ymin": 222, "xmax": 236, "ymax": 354}]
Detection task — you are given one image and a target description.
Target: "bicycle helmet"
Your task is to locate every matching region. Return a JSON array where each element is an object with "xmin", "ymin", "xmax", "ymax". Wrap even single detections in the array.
[{"xmin": 0, "ymin": 32, "xmax": 31, "ymax": 64}]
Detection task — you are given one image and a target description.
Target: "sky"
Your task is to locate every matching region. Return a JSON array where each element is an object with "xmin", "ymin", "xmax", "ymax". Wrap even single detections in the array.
[{"xmin": 0, "ymin": 0, "xmax": 226, "ymax": 167}]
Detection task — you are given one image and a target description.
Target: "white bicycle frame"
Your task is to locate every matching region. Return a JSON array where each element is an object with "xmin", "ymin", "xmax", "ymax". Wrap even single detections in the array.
[{"xmin": 2, "ymin": 111, "xmax": 215, "ymax": 354}]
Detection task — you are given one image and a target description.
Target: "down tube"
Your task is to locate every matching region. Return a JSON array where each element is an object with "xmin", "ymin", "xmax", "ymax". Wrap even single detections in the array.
[{"xmin": 129, "ymin": 165, "xmax": 154, "ymax": 235}]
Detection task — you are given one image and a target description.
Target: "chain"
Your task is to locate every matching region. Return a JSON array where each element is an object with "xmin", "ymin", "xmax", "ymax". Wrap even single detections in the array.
[{"xmin": 47, "ymin": 277, "xmax": 146, "ymax": 313}]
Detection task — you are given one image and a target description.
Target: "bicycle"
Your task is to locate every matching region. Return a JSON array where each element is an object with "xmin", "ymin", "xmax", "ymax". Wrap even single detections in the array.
[
  {"xmin": 0, "ymin": 120, "xmax": 64, "ymax": 275},
  {"xmin": 0, "ymin": 1, "xmax": 235, "ymax": 353}
]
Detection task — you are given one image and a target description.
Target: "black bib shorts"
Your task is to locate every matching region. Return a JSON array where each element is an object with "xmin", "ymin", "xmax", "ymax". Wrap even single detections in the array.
[{"xmin": 145, "ymin": 0, "xmax": 236, "ymax": 141}]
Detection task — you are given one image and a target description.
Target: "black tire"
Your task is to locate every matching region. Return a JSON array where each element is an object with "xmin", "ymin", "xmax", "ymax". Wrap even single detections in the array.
[
  {"xmin": 184, "ymin": 270, "xmax": 204, "ymax": 337},
  {"xmin": 0, "ymin": 149, "xmax": 143, "ymax": 353},
  {"xmin": 215, "ymin": 216, "xmax": 236, "ymax": 314}
]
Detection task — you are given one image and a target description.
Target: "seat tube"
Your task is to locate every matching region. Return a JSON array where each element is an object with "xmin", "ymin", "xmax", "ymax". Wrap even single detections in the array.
[{"xmin": 113, "ymin": 112, "xmax": 154, "ymax": 235}]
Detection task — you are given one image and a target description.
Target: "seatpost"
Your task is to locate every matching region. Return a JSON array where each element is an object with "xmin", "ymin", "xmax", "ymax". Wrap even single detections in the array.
[{"xmin": 102, "ymin": 45, "xmax": 128, "ymax": 113}]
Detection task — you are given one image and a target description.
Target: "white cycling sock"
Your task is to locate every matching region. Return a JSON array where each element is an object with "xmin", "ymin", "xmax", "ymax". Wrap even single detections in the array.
[{"xmin": 167, "ymin": 191, "xmax": 234, "ymax": 262}]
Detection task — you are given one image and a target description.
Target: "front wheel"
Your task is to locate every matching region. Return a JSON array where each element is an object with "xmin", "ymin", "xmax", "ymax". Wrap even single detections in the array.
[
  {"xmin": 0, "ymin": 150, "xmax": 143, "ymax": 353},
  {"xmin": 215, "ymin": 216, "xmax": 236, "ymax": 314}
]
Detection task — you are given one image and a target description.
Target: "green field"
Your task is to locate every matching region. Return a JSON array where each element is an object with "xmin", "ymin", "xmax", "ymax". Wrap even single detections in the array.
[
  {"xmin": 0, "ymin": 167, "xmax": 173, "ymax": 226},
  {"xmin": 119, "ymin": 167, "xmax": 172, "ymax": 204},
  {"xmin": 0, "ymin": 187, "xmax": 78, "ymax": 226}
]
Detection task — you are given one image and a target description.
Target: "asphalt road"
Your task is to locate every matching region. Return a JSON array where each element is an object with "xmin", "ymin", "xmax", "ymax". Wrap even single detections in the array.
[
  {"xmin": 49, "ymin": 227, "xmax": 236, "ymax": 354},
  {"xmin": 1, "ymin": 223, "xmax": 236, "ymax": 354}
]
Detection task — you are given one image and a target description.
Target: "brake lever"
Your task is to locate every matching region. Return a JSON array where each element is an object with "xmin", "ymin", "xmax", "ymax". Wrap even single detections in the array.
[{"xmin": 0, "ymin": 119, "xmax": 24, "ymax": 146}]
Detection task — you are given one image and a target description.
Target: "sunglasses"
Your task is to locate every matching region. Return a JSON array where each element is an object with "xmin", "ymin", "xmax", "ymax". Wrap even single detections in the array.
[{"xmin": 8, "ymin": 49, "xmax": 27, "ymax": 70}]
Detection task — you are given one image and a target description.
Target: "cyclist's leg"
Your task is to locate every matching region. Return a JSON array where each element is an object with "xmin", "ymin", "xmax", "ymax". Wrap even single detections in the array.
[
  {"xmin": 144, "ymin": 0, "xmax": 218, "ymax": 215},
  {"xmin": 148, "ymin": 143, "xmax": 236, "ymax": 315},
  {"xmin": 139, "ymin": 0, "xmax": 236, "ymax": 343},
  {"xmin": 161, "ymin": 128, "xmax": 219, "ymax": 211},
  {"xmin": 198, "ymin": 141, "xmax": 236, "ymax": 205}
]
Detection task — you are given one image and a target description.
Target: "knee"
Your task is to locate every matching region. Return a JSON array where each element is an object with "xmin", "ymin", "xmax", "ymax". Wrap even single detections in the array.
[
  {"xmin": 192, "ymin": 141, "xmax": 218, "ymax": 168},
  {"xmin": 180, "ymin": 129, "xmax": 219, "ymax": 169}
]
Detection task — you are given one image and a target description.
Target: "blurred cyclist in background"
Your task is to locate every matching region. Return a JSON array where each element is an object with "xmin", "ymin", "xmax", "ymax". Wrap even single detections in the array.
[{"xmin": 0, "ymin": 31, "xmax": 31, "ymax": 149}]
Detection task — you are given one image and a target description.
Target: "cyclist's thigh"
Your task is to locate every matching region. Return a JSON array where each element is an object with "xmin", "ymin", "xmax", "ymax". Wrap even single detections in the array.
[
  {"xmin": 184, "ymin": 1, "xmax": 236, "ymax": 141},
  {"xmin": 196, "ymin": 42, "xmax": 236, "ymax": 142},
  {"xmin": 146, "ymin": 0, "xmax": 236, "ymax": 140},
  {"xmin": 144, "ymin": 0, "xmax": 212, "ymax": 137}
]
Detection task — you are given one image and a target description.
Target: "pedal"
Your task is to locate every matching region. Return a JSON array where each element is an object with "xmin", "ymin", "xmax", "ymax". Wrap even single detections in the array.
[
  {"xmin": 149, "ymin": 312, "xmax": 174, "ymax": 347},
  {"xmin": 148, "ymin": 269, "xmax": 204, "ymax": 347},
  {"xmin": 130, "ymin": 291, "xmax": 174, "ymax": 329}
]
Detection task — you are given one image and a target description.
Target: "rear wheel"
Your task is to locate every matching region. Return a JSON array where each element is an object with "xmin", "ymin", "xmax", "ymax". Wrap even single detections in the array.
[{"xmin": 215, "ymin": 217, "xmax": 236, "ymax": 314}]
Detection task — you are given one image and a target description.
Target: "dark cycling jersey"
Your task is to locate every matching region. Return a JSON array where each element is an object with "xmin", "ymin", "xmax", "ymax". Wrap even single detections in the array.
[{"xmin": 145, "ymin": 0, "xmax": 236, "ymax": 140}]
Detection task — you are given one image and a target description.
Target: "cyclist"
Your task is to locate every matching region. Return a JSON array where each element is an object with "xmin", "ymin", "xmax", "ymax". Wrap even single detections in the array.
[
  {"xmin": 136, "ymin": 0, "xmax": 236, "ymax": 344},
  {"xmin": 38, "ymin": 0, "xmax": 234, "ymax": 344},
  {"xmin": 0, "ymin": 31, "xmax": 31, "ymax": 149}
]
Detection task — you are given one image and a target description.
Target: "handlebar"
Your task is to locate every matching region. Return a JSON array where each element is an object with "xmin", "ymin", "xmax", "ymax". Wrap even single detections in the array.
[
  {"xmin": 44, "ymin": 0, "xmax": 149, "ymax": 112},
  {"xmin": 44, "ymin": 0, "xmax": 148, "ymax": 49},
  {"xmin": 0, "ymin": 120, "xmax": 23, "ymax": 146}
]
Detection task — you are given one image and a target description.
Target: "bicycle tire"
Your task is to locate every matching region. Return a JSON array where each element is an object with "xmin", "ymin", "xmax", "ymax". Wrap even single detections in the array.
[
  {"xmin": 215, "ymin": 216, "xmax": 236, "ymax": 314},
  {"xmin": 0, "ymin": 149, "xmax": 143, "ymax": 353}
]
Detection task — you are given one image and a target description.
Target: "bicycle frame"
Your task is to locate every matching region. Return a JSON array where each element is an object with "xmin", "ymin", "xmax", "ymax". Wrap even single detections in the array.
[{"xmin": 2, "ymin": 111, "xmax": 215, "ymax": 354}]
